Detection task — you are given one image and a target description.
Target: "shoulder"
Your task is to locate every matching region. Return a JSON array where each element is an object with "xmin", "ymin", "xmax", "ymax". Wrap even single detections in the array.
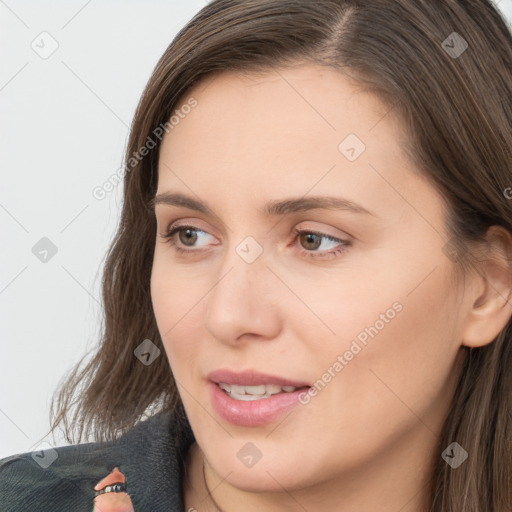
[
  {"xmin": 0, "ymin": 411, "xmax": 195, "ymax": 512},
  {"xmin": 0, "ymin": 440, "xmax": 109, "ymax": 512}
]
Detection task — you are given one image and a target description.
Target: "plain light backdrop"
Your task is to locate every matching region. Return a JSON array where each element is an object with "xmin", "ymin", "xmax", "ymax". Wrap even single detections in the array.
[{"xmin": 1, "ymin": 0, "xmax": 512, "ymax": 459}]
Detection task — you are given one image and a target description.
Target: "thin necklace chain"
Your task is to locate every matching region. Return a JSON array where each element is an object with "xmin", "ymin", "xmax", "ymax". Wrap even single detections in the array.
[{"xmin": 202, "ymin": 456, "xmax": 228, "ymax": 512}]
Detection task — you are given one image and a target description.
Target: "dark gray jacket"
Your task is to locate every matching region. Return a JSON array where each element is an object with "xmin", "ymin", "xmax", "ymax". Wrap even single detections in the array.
[{"xmin": 0, "ymin": 411, "xmax": 195, "ymax": 511}]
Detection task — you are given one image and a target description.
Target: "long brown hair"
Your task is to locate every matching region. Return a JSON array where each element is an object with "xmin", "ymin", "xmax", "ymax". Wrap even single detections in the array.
[{"xmin": 49, "ymin": 1, "xmax": 512, "ymax": 510}]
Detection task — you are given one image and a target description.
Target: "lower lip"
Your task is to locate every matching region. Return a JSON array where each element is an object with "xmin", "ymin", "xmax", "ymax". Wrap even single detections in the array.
[{"xmin": 208, "ymin": 381, "xmax": 308, "ymax": 427}]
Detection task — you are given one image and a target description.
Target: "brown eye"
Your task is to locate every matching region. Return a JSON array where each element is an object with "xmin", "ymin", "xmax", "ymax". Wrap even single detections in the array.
[
  {"xmin": 299, "ymin": 232, "xmax": 322, "ymax": 251},
  {"xmin": 292, "ymin": 228, "xmax": 351, "ymax": 260},
  {"xmin": 162, "ymin": 225, "xmax": 215, "ymax": 254},
  {"xmin": 178, "ymin": 228, "xmax": 199, "ymax": 246}
]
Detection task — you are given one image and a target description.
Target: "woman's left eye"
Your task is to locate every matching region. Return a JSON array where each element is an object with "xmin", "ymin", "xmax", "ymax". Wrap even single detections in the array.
[
  {"xmin": 161, "ymin": 225, "xmax": 350, "ymax": 259},
  {"xmin": 291, "ymin": 228, "xmax": 351, "ymax": 259}
]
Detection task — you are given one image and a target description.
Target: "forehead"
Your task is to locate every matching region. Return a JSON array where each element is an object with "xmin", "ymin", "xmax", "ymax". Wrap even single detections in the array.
[
  {"xmin": 159, "ymin": 65, "xmax": 400, "ymax": 176},
  {"xmin": 169, "ymin": 64, "xmax": 394, "ymax": 144},
  {"xmin": 156, "ymin": 64, "xmax": 443, "ymax": 230}
]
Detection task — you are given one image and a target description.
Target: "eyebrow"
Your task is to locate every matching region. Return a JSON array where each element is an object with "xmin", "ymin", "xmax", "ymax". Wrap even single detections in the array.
[{"xmin": 150, "ymin": 191, "xmax": 377, "ymax": 217}]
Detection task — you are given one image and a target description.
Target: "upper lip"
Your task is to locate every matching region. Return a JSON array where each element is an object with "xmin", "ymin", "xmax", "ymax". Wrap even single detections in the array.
[{"xmin": 207, "ymin": 368, "xmax": 310, "ymax": 388}]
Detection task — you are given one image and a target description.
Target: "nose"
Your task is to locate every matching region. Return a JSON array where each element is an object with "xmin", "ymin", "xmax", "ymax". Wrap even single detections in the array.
[{"xmin": 204, "ymin": 243, "xmax": 282, "ymax": 346}]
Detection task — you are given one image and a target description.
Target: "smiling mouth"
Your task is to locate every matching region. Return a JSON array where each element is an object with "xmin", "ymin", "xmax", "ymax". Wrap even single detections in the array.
[{"xmin": 217, "ymin": 382, "xmax": 309, "ymax": 401}]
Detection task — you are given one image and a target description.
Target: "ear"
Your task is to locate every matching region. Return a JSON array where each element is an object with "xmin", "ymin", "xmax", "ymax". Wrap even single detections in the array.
[{"xmin": 462, "ymin": 225, "xmax": 512, "ymax": 348}]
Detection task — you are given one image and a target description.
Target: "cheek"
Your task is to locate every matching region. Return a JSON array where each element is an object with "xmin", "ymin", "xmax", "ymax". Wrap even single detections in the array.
[
  {"xmin": 316, "ymin": 260, "xmax": 461, "ymax": 432},
  {"xmin": 150, "ymin": 257, "xmax": 207, "ymax": 379},
  {"xmin": 320, "ymin": 235, "xmax": 461, "ymax": 373},
  {"xmin": 278, "ymin": 263, "xmax": 461, "ymax": 474}
]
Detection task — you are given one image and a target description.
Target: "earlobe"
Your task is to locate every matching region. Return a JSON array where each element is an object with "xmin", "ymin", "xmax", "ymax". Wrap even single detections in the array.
[{"xmin": 461, "ymin": 226, "xmax": 512, "ymax": 348}]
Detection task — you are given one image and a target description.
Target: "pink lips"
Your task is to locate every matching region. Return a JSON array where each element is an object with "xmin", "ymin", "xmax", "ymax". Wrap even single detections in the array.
[
  {"xmin": 207, "ymin": 369, "xmax": 310, "ymax": 427},
  {"xmin": 207, "ymin": 368, "xmax": 310, "ymax": 388}
]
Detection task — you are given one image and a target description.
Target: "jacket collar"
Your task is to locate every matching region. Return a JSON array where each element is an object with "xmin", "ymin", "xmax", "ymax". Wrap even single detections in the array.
[{"xmin": 0, "ymin": 410, "xmax": 195, "ymax": 512}]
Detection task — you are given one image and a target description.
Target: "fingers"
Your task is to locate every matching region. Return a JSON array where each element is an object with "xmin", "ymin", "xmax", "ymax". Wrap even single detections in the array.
[
  {"xmin": 92, "ymin": 467, "xmax": 134, "ymax": 512},
  {"xmin": 94, "ymin": 467, "xmax": 126, "ymax": 491},
  {"xmin": 92, "ymin": 491, "xmax": 134, "ymax": 512}
]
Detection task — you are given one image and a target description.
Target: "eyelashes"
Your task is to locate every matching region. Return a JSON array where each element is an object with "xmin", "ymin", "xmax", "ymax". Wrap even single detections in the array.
[{"xmin": 161, "ymin": 225, "xmax": 351, "ymax": 260}]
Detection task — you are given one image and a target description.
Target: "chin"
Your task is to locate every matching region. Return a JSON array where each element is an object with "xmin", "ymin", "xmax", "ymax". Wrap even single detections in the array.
[
  {"xmin": 207, "ymin": 450, "xmax": 311, "ymax": 493},
  {"xmin": 224, "ymin": 468, "xmax": 297, "ymax": 493}
]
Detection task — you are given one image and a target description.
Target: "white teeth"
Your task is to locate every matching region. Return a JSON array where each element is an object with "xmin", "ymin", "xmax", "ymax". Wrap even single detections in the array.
[
  {"xmin": 231, "ymin": 384, "xmax": 246, "ymax": 395},
  {"xmin": 245, "ymin": 385, "xmax": 266, "ymax": 395},
  {"xmin": 266, "ymin": 384, "xmax": 282, "ymax": 394},
  {"xmin": 230, "ymin": 391, "xmax": 269, "ymax": 401},
  {"xmin": 218, "ymin": 382, "xmax": 299, "ymax": 400}
]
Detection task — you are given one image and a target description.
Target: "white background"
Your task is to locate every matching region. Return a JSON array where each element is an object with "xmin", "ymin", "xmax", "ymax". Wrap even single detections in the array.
[{"xmin": 1, "ymin": 0, "xmax": 511, "ymax": 459}]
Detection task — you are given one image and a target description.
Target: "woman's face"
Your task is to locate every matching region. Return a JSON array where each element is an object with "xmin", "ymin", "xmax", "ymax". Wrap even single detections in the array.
[{"xmin": 151, "ymin": 64, "xmax": 468, "ymax": 498}]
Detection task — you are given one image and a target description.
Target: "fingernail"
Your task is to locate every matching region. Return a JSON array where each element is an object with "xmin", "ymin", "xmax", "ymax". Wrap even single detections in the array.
[{"xmin": 94, "ymin": 467, "xmax": 126, "ymax": 491}]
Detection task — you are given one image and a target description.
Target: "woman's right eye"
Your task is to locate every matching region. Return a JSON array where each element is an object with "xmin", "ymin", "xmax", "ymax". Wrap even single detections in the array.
[{"xmin": 161, "ymin": 225, "xmax": 214, "ymax": 254}]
